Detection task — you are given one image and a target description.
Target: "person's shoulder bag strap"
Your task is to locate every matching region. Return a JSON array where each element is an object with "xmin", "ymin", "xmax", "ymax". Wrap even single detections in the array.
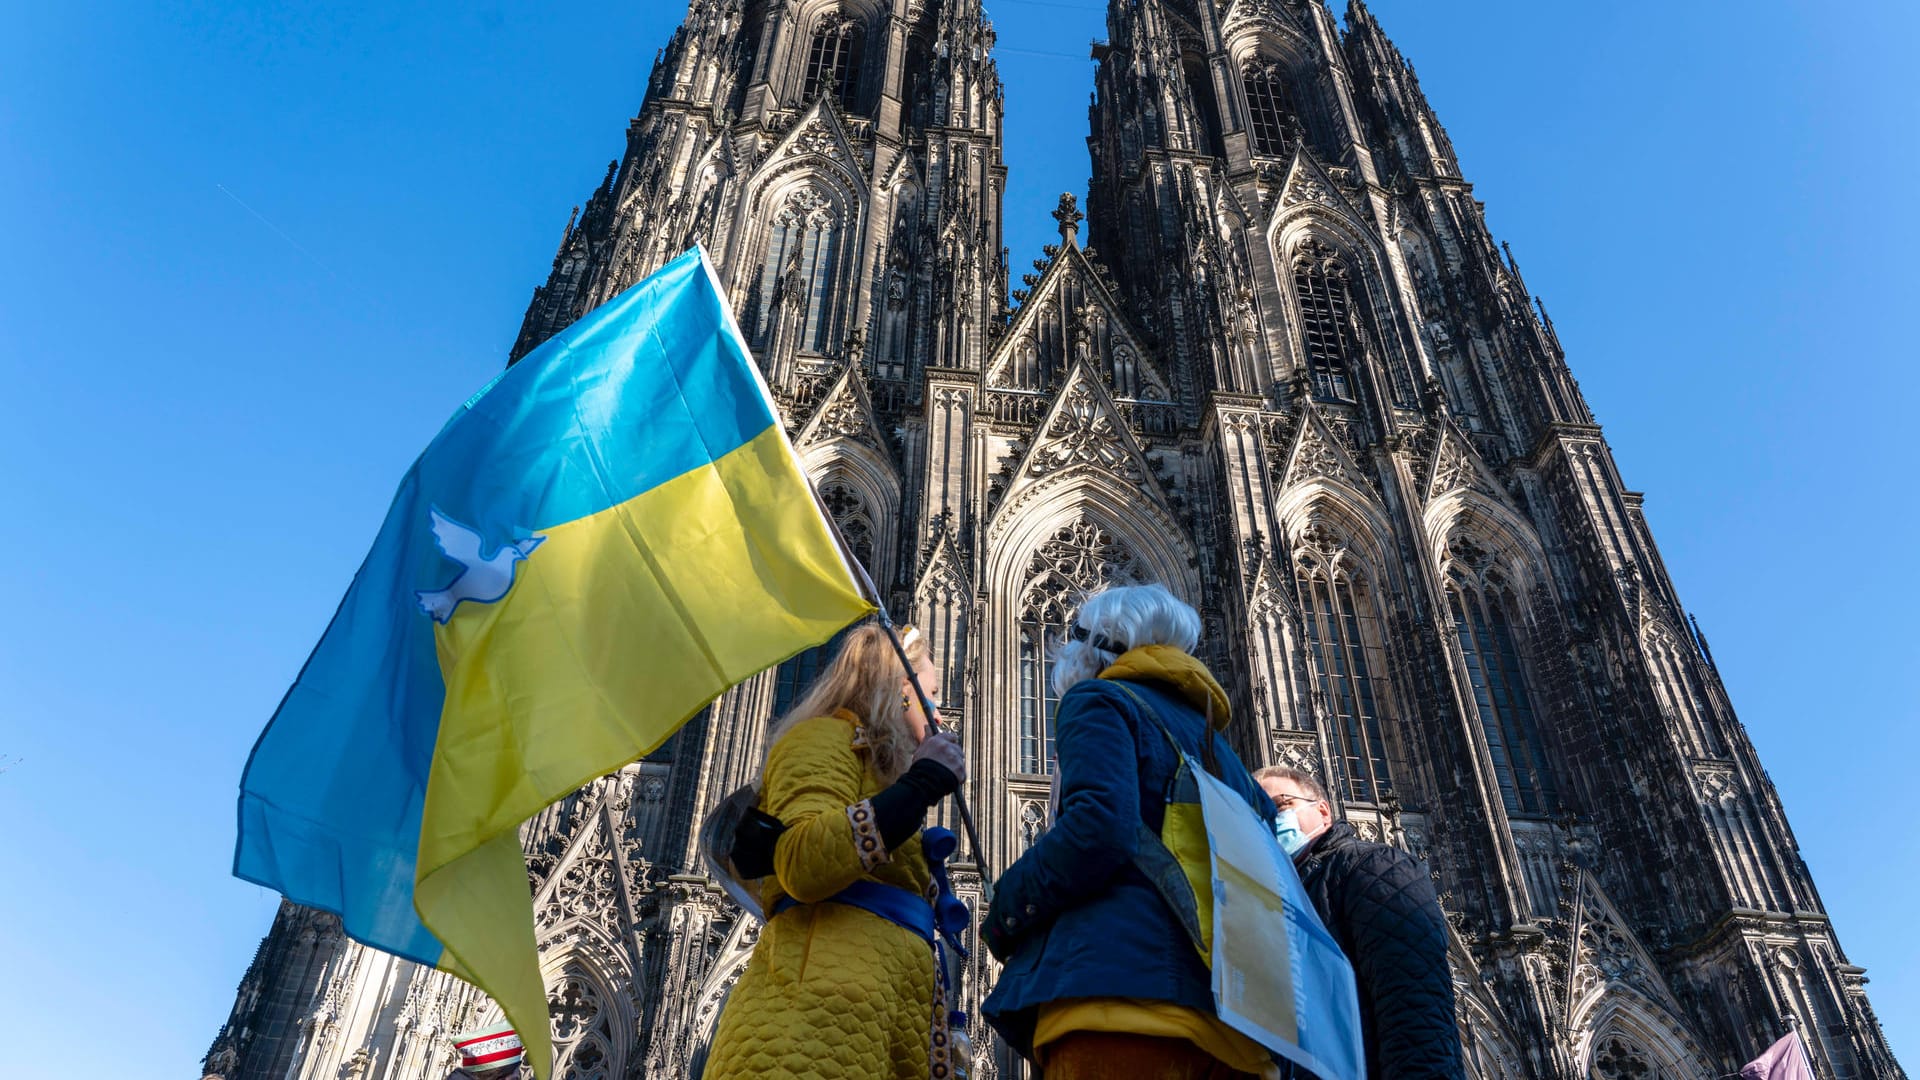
[{"xmin": 1107, "ymin": 679, "xmax": 1217, "ymax": 958}]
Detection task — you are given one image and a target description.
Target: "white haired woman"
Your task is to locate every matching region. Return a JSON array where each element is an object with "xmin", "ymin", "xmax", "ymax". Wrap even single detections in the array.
[
  {"xmin": 981, "ymin": 583, "xmax": 1279, "ymax": 1080},
  {"xmin": 705, "ymin": 622, "xmax": 969, "ymax": 1080}
]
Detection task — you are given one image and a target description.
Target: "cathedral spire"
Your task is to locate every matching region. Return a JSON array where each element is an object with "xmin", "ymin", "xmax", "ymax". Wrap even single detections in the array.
[{"xmin": 1340, "ymin": 0, "xmax": 1461, "ymax": 179}]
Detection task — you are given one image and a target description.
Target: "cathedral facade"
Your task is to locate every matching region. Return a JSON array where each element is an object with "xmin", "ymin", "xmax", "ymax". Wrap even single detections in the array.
[{"xmin": 203, "ymin": 1, "xmax": 1905, "ymax": 1078}]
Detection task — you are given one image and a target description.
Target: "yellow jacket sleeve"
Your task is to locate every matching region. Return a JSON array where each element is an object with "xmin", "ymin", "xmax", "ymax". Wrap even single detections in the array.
[{"xmin": 763, "ymin": 714, "xmax": 886, "ymax": 904}]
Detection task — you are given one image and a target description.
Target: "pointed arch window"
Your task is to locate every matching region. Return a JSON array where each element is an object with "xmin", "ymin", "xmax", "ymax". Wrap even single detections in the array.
[
  {"xmin": 753, "ymin": 188, "xmax": 842, "ymax": 352},
  {"xmin": 1590, "ymin": 1032, "xmax": 1678, "ymax": 1080},
  {"xmin": 1446, "ymin": 557, "xmax": 1557, "ymax": 816},
  {"xmin": 549, "ymin": 965, "xmax": 620, "ymax": 1080},
  {"xmin": 1183, "ymin": 55, "xmax": 1224, "ymax": 157},
  {"xmin": 1293, "ymin": 522, "xmax": 1395, "ymax": 804},
  {"xmin": 804, "ymin": 12, "xmax": 863, "ymax": 109},
  {"xmin": 903, "ymin": 34, "xmax": 935, "ymax": 125},
  {"xmin": 818, "ymin": 480, "xmax": 875, "ymax": 570},
  {"xmin": 1242, "ymin": 58, "xmax": 1298, "ymax": 157},
  {"xmin": 1017, "ymin": 521, "xmax": 1140, "ymax": 774},
  {"xmin": 1292, "ymin": 241, "xmax": 1360, "ymax": 402}
]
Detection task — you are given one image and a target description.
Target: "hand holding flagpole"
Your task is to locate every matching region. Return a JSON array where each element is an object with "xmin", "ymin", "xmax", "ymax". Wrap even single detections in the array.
[{"xmin": 813, "ymin": 491, "xmax": 991, "ymax": 894}]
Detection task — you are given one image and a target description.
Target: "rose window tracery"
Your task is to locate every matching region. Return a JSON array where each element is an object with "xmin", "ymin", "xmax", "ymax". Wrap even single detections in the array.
[
  {"xmin": 1590, "ymin": 1033, "xmax": 1673, "ymax": 1080},
  {"xmin": 548, "ymin": 970, "xmax": 617, "ymax": 1080}
]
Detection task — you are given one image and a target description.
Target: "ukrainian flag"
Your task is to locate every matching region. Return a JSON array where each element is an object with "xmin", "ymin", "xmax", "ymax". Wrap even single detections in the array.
[{"xmin": 234, "ymin": 247, "xmax": 871, "ymax": 1079}]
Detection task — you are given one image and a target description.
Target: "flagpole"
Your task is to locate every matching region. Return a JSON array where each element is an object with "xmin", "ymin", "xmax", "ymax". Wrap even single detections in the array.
[{"xmin": 811, "ymin": 487, "xmax": 992, "ymax": 891}]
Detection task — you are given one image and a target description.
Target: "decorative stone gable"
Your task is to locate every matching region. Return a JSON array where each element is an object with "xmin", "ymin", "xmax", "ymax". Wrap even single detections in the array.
[
  {"xmin": 757, "ymin": 98, "xmax": 865, "ymax": 187},
  {"xmin": 1279, "ymin": 147, "xmax": 1366, "ymax": 224},
  {"xmin": 1030, "ymin": 372, "xmax": 1142, "ymax": 483},
  {"xmin": 795, "ymin": 362, "xmax": 890, "ymax": 454},
  {"xmin": 1220, "ymin": 0, "xmax": 1312, "ymax": 46},
  {"xmin": 1281, "ymin": 407, "xmax": 1372, "ymax": 493},
  {"xmin": 1566, "ymin": 872, "xmax": 1690, "ymax": 1026},
  {"xmin": 991, "ymin": 362, "xmax": 1170, "ymax": 526},
  {"xmin": 1424, "ymin": 421, "xmax": 1508, "ymax": 504},
  {"xmin": 985, "ymin": 237, "xmax": 1170, "ymax": 409}
]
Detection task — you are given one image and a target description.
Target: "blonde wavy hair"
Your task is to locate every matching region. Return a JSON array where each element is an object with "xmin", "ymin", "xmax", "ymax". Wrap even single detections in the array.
[{"xmin": 764, "ymin": 622, "xmax": 931, "ymax": 784}]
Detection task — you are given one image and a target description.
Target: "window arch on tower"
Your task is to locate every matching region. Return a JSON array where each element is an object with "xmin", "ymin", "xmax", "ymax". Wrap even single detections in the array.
[
  {"xmin": 1241, "ymin": 57, "xmax": 1300, "ymax": 157},
  {"xmin": 876, "ymin": 188, "xmax": 917, "ymax": 381},
  {"xmin": 752, "ymin": 186, "xmax": 843, "ymax": 353},
  {"xmin": 902, "ymin": 34, "xmax": 935, "ymax": 126},
  {"xmin": 1016, "ymin": 520, "xmax": 1141, "ymax": 775},
  {"xmin": 1291, "ymin": 514, "xmax": 1396, "ymax": 805},
  {"xmin": 1444, "ymin": 538, "xmax": 1557, "ymax": 816},
  {"xmin": 1182, "ymin": 55, "xmax": 1225, "ymax": 157},
  {"xmin": 1291, "ymin": 239, "xmax": 1363, "ymax": 403},
  {"xmin": 803, "ymin": 11, "xmax": 864, "ymax": 110}
]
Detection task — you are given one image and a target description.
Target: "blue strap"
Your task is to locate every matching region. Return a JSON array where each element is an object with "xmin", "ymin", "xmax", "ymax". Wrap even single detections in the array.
[
  {"xmin": 768, "ymin": 825, "xmax": 974, "ymax": 1027},
  {"xmin": 771, "ymin": 878, "xmax": 935, "ymax": 940}
]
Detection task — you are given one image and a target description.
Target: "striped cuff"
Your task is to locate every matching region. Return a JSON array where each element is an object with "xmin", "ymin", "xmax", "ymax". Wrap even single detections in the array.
[{"xmin": 848, "ymin": 799, "xmax": 890, "ymax": 870}]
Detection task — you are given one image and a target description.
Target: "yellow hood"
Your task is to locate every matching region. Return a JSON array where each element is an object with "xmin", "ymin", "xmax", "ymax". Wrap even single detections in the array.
[{"xmin": 1099, "ymin": 645, "xmax": 1233, "ymax": 730}]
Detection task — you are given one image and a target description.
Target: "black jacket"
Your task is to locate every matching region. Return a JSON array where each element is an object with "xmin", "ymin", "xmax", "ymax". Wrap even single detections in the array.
[{"xmin": 1288, "ymin": 821, "xmax": 1465, "ymax": 1080}]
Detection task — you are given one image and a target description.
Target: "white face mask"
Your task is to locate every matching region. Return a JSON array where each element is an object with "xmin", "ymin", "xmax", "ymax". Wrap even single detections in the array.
[{"xmin": 1274, "ymin": 808, "xmax": 1313, "ymax": 856}]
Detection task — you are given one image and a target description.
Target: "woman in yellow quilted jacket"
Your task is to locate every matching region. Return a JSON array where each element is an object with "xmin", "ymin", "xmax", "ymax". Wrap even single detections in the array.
[{"xmin": 705, "ymin": 623, "xmax": 968, "ymax": 1080}]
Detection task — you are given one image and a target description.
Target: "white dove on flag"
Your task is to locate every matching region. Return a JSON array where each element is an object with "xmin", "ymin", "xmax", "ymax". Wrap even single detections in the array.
[{"xmin": 416, "ymin": 508, "xmax": 545, "ymax": 624}]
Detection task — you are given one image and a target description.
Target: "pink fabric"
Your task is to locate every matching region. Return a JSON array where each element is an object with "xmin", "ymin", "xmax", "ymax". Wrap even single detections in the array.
[{"xmin": 1742, "ymin": 1032, "xmax": 1814, "ymax": 1080}]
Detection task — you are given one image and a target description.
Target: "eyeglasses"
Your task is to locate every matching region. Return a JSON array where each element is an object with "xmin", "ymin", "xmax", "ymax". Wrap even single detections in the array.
[
  {"xmin": 1068, "ymin": 622, "xmax": 1128, "ymax": 655},
  {"xmin": 1271, "ymin": 793, "xmax": 1323, "ymax": 811}
]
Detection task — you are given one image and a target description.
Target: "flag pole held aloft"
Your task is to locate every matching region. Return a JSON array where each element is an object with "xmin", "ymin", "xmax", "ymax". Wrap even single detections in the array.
[{"xmin": 813, "ymin": 492, "xmax": 991, "ymax": 889}]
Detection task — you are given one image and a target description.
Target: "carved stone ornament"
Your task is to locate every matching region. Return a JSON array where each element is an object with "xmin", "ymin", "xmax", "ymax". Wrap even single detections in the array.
[
  {"xmin": 789, "ymin": 118, "xmax": 846, "ymax": 162},
  {"xmin": 1221, "ymin": 0, "xmax": 1307, "ymax": 43},
  {"xmin": 797, "ymin": 366, "xmax": 892, "ymax": 457},
  {"xmin": 814, "ymin": 383, "xmax": 871, "ymax": 444},
  {"xmin": 1567, "ymin": 874, "xmax": 1676, "ymax": 1015},
  {"xmin": 1286, "ymin": 419, "xmax": 1353, "ymax": 489},
  {"xmin": 1019, "ymin": 800, "xmax": 1049, "ymax": 849},
  {"xmin": 1690, "ymin": 762, "xmax": 1739, "ymax": 805},
  {"xmin": 1028, "ymin": 375, "xmax": 1144, "ymax": 483},
  {"xmin": 1271, "ymin": 731, "xmax": 1322, "ymax": 776},
  {"xmin": 1591, "ymin": 1033, "xmax": 1671, "ymax": 1080},
  {"xmin": 1024, "ymin": 520, "xmax": 1142, "ymax": 605},
  {"xmin": 1286, "ymin": 173, "xmax": 1334, "ymax": 208}
]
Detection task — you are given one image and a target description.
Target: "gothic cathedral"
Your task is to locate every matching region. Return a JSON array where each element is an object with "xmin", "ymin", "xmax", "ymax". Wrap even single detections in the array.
[{"xmin": 203, "ymin": 1, "xmax": 1905, "ymax": 1078}]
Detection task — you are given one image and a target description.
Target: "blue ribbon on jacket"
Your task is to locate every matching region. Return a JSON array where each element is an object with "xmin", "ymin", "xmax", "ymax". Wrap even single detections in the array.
[{"xmin": 771, "ymin": 826, "xmax": 971, "ymax": 1024}]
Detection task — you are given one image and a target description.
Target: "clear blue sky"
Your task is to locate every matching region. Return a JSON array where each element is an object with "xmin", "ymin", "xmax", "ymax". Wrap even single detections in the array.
[{"xmin": 2, "ymin": 1, "xmax": 1914, "ymax": 1074}]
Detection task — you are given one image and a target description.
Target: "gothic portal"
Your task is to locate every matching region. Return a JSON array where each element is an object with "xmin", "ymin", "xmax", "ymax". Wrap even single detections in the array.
[{"xmin": 204, "ymin": 1, "xmax": 1905, "ymax": 1078}]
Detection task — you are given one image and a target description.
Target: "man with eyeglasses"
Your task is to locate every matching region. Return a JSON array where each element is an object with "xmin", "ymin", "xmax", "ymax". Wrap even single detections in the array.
[{"xmin": 1254, "ymin": 766, "xmax": 1464, "ymax": 1080}]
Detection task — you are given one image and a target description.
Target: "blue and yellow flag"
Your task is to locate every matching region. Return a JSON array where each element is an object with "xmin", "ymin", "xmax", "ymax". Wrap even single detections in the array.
[{"xmin": 234, "ymin": 247, "xmax": 872, "ymax": 1079}]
